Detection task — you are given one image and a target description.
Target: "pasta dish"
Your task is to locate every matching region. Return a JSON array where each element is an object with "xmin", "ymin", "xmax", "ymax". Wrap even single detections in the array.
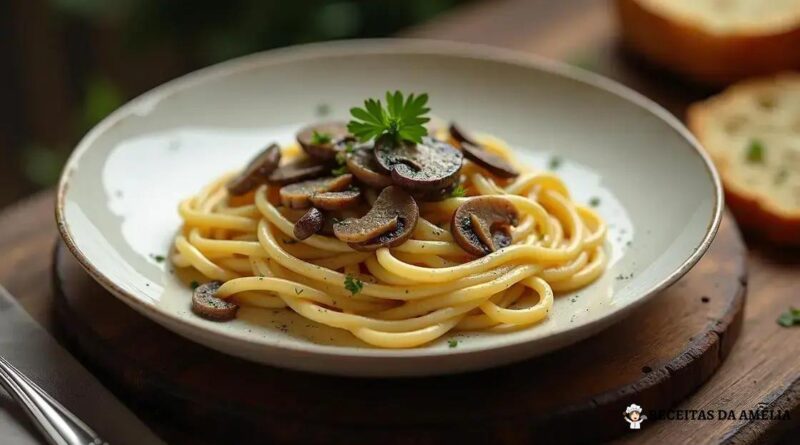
[{"xmin": 171, "ymin": 91, "xmax": 607, "ymax": 348}]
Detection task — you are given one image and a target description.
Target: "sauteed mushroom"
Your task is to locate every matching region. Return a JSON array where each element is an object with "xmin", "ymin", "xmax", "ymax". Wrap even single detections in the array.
[
  {"xmin": 267, "ymin": 158, "xmax": 330, "ymax": 185},
  {"xmin": 346, "ymin": 148, "xmax": 393, "ymax": 188},
  {"xmin": 449, "ymin": 123, "xmax": 518, "ymax": 178},
  {"xmin": 374, "ymin": 135, "xmax": 463, "ymax": 191},
  {"xmin": 294, "ymin": 207, "xmax": 324, "ymax": 240},
  {"xmin": 227, "ymin": 143, "xmax": 281, "ymax": 195},
  {"xmin": 191, "ymin": 281, "xmax": 238, "ymax": 321},
  {"xmin": 333, "ymin": 186, "xmax": 418, "ymax": 251},
  {"xmin": 310, "ymin": 188, "xmax": 361, "ymax": 210},
  {"xmin": 297, "ymin": 122, "xmax": 352, "ymax": 161},
  {"xmin": 451, "ymin": 196, "xmax": 519, "ymax": 256},
  {"xmin": 279, "ymin": 174, "xmax": 352, "ymax": 209},
  {"xmin": 412, "ymin": 184, "xmax": 456, "ymax": 202}
]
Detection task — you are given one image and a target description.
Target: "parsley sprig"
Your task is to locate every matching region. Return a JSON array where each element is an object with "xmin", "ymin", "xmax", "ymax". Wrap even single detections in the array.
[
  {"xmin": 778, "ymin": 307, "xmax": 800, "ymax": 327},
  {"xmin": 344, "ymin": 274, "xmax": 364, "ymax": 295},
  {"xmin": 348, "ymin": 91, "xmax": 430, "ymax": 144}
]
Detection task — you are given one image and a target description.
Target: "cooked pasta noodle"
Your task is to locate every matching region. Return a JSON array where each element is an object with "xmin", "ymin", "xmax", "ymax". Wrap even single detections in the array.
[{"xmin": 172, "ymin": 132, "xmax": 607, "ymax": 348}]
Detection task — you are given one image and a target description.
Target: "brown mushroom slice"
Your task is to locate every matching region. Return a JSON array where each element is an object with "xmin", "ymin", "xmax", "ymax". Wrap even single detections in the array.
[
  {"xmin": 412, "ymin": 184, "xmax": 456, "ymax": 203},
  {"xmin": 462, "ymin": 143, "xmax": 519, "ymax": 178},
  {"xmin": 374, "ymin": 135, "xmax": 463, "ymax": 191},
  {"xmin": 279, "ymin": 174, "xmax": 352, "ymax": 209},
  {"xmin": 227, "ymin": 143, "xmax": 282, "ymax": 195},
  {"xmin": 191, "ymin": 281, "xmax": 239, "ymax": 321},
  {"xmin": 451, "ymin": 196, "xmax": 519, "ymax": 256},
  {"xmin": 294, "ymin": 207, "xmax": 324, "ymax": 240},
  {"xmin": 297, "ymin": 121, "xmax": 352, "ymax": 161},
  {"xmin": 267, "ymin": 158, "xmax": 330, "ymax": 185},
  {"xmin": 449, "ymin": 123, "xmax": 518, "ymax": 178},
  {"xmin": 310, "ymin": 188, "xmax": 361, "ymax": 210},
  {"xmin": 333, "ymin": 186, "xmax": 418, "ymax": 250},
  {"xmin": 346, "ymin": 148, "xmax": 393, "ymax": 188},
  {"xmin": 448, "ymin": 123, "xmax": 479, "ymax": 147}
]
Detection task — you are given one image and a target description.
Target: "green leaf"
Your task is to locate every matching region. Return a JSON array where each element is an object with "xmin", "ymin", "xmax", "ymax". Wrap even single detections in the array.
[
  {"xmin": 311, "ymin": 130, "xmax": 332, "ymax": 145},
  {"xmin": 746, "ymin": 139, "xmax": 765, "ymax": 163},
  {"xmin": 344, "ymin": 275, "xmax": 364, "ymax": 295},
  {"xmin": 348, "ymin": 91, "xmax": 430, "ymax": 144},
  {"xmin": 450, "ymin": 185, "xmax": 466, "ymax": 198},
  {"xmin": 777, "ymin": 307, "xmax": 800, "ymax": 327}
]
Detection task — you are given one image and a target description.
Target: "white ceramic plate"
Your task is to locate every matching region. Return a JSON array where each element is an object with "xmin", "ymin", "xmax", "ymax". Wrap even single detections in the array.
[{"xmin": 56, "ymin": 39, "xmax": 722, "ymax": 377}]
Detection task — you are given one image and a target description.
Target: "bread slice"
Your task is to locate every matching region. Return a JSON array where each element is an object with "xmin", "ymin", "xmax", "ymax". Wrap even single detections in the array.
[
  {"xmin": 688, "ymin": 73, "xmax": 800, "ymax": 244},
  {"xmin": 617, "ymin": 0, "xmax": 800, "ymax": 85}
]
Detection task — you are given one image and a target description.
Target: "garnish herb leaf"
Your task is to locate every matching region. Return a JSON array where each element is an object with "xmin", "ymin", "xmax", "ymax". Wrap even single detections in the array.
[
  {"xmin": 311, "ymin": 130, "xmax": 332, "ymax": 145},
  {"xmin": 344, "ymin": 275, "xmax": 364, "ymax": 295},
  {"xmin": 450, "ymin": 185, "xmax": 467, "ymax": 198},
  {"xmin": 331, "ymin": 165, "xmax": 348, "ymax": 176},
  {"xmin": 448, "ymin": 339, "xmax": 459, "ymax": 348},
  {"xmin": 589, "ymin": 197, "xmax": 601, "ymax": 207},
  {"xmin": 190, "ymin": 280, "xmax": 200, "ymax": 290},
  {"xmin": 348, "ymin": 91, "xmax": 430, "ymax": 144},
  {"xmin": 777, "ymin": 307, "xmax": 800, "ymax": 327},
  {"xmin": 548, "ymin": 156, "xmax": 562, "ymax": 170},
  {"xmin": 746, "ymin": 139, "xmax": 765, "ymax": 163}
]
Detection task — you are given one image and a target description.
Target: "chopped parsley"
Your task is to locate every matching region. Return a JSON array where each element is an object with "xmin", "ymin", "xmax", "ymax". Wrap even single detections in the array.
[
  {"xmin": 150, "ymin": 254, "xmax": 166, "ymax": 263},
  {"xmin": 777, "ymin": 307, "xmax": 800, "ymax": 327},
  {"xmin": 548, "ymin": 156, "xmax": 562, "ymax": 170},
  {"xmin": 331, "ymin": 144, "xmax": 352, "ymax": 176},
  {"xmin": 294, "ymin": 288, "xmax": 304, "ymax": 295},
  {"xmin": 745, "ymin": 139, "xmax": 765, "ymax": 163},
  {"xmin": 589, "ymin": 197, "xmax": 601, "ymax": 207},
  {"xmin": 190, "ymin": 280, "xmax": 200, "ymax": 290},
  {"xmin": 344, "ymin": 275, "xmax": 363, "ymax": 295},
  {"xmin": 447, "ymin": 339, "xmax": 459, "ymax": 348},
  {"xmin": 311, "ymin": 130, "xmax": 332, "ymax": 145},
  {"xmin": 331, "ymin": 165, "xmax": 348, "ymax": 176},
  {"xmin": 348, "ymin": 91, "xmax": 430, "ymax": 144},
  {"xmin": 450, "ymin": 185, "xmax": 467, "ymax": 198}
]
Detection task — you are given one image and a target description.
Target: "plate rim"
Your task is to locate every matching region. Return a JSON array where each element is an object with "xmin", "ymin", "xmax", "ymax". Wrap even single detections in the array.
[{"xmin": 55, "ymin": 38, "xmax": 724, "ymax": 360}]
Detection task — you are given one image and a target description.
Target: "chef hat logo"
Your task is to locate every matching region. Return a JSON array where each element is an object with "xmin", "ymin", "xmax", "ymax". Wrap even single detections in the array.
[{"xmin": 625, "ymin": 404, "xmax": 642, "ymax": 414}]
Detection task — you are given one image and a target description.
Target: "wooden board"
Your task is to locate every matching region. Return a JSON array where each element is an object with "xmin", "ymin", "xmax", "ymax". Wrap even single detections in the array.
[{"xmin": 51, "ymin": 213, "xmax": 745, "ymax": 444}]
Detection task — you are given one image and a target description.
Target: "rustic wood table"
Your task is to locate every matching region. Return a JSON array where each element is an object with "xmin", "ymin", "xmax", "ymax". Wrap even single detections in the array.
[{"xmin": 0, "ymin": 0, "xmax": 798, "ymax": 444}]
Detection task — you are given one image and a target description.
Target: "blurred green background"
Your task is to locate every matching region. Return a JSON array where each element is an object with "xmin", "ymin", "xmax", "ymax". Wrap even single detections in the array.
[{"xmin": 0, "ymin": 0, "xmax": 469, "ymax": 207}]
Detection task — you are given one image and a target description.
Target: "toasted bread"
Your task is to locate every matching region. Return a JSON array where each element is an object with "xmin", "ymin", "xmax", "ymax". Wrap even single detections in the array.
[
  {"xmin": 617, "ymin": 0, "xmax": 800, "ymax": 85},
  {"xmin": 688, "ymin": 73, "xmax": 800, "ymax": 244}
]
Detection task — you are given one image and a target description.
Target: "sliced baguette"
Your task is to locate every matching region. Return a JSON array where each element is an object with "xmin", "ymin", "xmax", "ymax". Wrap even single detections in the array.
[
  {"xmin": 617, "ymin": 0, "xmax": 800, "ymax": 85},
  {"xmin": 688, "ymin": 73, "xmax": 800, "ymax": 244}
]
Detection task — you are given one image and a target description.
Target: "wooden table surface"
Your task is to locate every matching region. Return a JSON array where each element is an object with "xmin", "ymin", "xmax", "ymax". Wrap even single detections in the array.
[{"xmin": 0, "ymin": 0, "xmax": 798, "ymax": 443}]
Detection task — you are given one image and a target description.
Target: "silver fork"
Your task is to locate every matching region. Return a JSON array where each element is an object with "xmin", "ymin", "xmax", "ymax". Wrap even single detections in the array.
[{"xmin": 0, "ymin": 355, "xmax": 106, "ymax": 445}]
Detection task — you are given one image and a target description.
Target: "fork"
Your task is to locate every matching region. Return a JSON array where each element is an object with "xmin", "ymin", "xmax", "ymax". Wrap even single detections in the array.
[{"xmin": 0, "ymin": 355, "xmax": 106, "ymax": 445}]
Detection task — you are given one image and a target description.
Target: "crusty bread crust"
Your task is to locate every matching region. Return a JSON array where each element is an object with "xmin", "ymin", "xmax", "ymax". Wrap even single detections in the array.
[
  {"xmin": 617, "ymin": 0, "xmax": 800, "ymax": 85},
  {"xmin": 688, "ymin": 74, "xmax": 800, "ymax": 245}
]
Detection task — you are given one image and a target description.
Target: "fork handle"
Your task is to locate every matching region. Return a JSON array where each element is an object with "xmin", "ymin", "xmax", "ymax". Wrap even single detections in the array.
[{"xmin": 0, "ymin": 356, "xmax": 105, "ymax": 445}]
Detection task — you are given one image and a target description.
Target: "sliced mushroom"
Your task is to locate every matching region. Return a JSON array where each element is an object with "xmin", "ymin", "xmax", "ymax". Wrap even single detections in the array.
[
  {"xmin": 310, "ymin": 188, "xmax": 361, "ymax": 210},
  {"xmin": 333, "ymin": 186, "xmax": 418, "ymax": 251},
  {"xmin": 320, "ymin": 209, "xmax": 361, "ymax": 236},
  {"xmin": 191, "ymin": 281, "xmax": 238, "ymax": 321},
  {"xmin": 449, "ymin": 123, "xmax": 518, "ymax": 178},
  {"xmin": 297, "ymin": 121, "xmax": 352, "ymax": 161},
  {"xmin": 279, "ymin": 174, "xmax": 352, "ymax": 209},
  {"xmin": 294, "ymin": 207, "xmax": 324, "ymax": 240},
  {"xmin": 346, "ymin": 147, "xmax": 393, "ymax": 188},
  {"xmin": 267, "ymin": 158, "xmax": 330, "ymax": 185},
  {"xmin": 451, "ymin": 196, "xmax": 519, "ymax": 256},
  {"xmin": 448, "ymin": 123, "xmax": 478, "ymax": 147},
  {"xmin": 374, "ymin": 135, "xmax": 463, "ymax": 191},
  {"xmin": 227, "ymin": 143, "xmax": 281, "ymax": 195},
  {"xmin": 412, "ymin": 184, "xmax": 456, "ymax": 203}
]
